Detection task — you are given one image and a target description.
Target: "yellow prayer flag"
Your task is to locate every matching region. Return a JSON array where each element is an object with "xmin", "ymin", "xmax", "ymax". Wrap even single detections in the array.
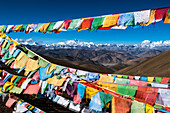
[
  {"xmin": 147, "ymin": 77, "xmax": 154, "ymax": 82},
  {"xmin": 13, "ymin": 25, "xmax": 23, "ymax": 31},
  {"xmin": 145, "ymin": 104, "xmax": 154, "ymax": 113},
  {"xmin": 117, "ymin": 75, "xmax": 123, "ymax": 78},
  {"xmin": 47, "ymin": 76, "xmax": 66, "ymax": 86},
  {"xmin": 46, "ymin": 63, "xmax": 58, "ymax": 74},
  {"xmin": 86, "ymin": 87, "xmax": 98, "ymax": 100},
  {"xmin": 103, "ymin": 14, "xmax": 119, "ymax": 27},
  {"xmin": 2, "ymin": 39, "xmax": 8, "ymax": 48},
  {"xmin": 39, "ymin": 23, "xmax": 51, "ymax": 33}
]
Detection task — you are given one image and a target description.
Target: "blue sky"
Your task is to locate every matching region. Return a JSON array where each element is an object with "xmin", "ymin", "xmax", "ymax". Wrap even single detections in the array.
[{"xmin": 1, "ymin": 0, "xmax": 170, "ymax": 44}]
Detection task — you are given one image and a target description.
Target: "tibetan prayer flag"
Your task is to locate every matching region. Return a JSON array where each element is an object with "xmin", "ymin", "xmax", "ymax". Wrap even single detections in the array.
[
  {"xmin": 131, "ymin": 101, "xmax": 146, "ymax": 113},
  {"xmin": 145, "ymin": 104, "xmax": 154, "ymax": 113},
  {"xmin": 46, "ymin": 22, "xmax": 56, "ymax": 33},
  {"xmin": 117, "ymin": 75, "xmax": 123, "ymax": 78},
  {"xmin": 29, "ymin": 24, "xmax": 38, "ymax": 32},
  {"xmin": 111, "ymin": 96, "xmax": 132, "ymax": 113},
  {"xmin": 47, "ymin": 76, "xmax": 66, "ymax": 86},
  {"xmin": 129, "ymin": 80, "xmax": 148, "ymax": 86},
  {"xmin": 117, "ymin": 13, "xmax": 134, "ymax": 26},
  {"xmin": 77, "ymin": 18, "xmax": 94, "ymax": 31},
  {"xmin": 128, "ymin": 16, "xmax": 135, "ymax": 26},
  {"xmin": 154, "ymin": 77, "xmax": 162, "ymax": 83},
  {"xmin": 13, "ymin": 25, "xmax": 23, "ymax": 32},
  {"xmin": 129, "ymin": 76, "xmax": 134, "ymax": 79},
  {"xmin": 86, "ymin": 86, "xmax": 98, "ymax": 100},
  {"xmin": 160, "ymin": 77, "xmax": 170, "ymax": 84},
  {"xmin": 164, "ymin": 8, "xmax": 170, "ymax": 23},
  {"xmin": 122, "ymin": 75, "xmax": 128, "ymax": 79},
  {"xmin": 5, "ymin": 25, "xmax": 15, "ymax": 33},
  {"xmin": 5, "ymin": 96, "xmax": 18, "ymax": 108},
  {"xmin": 23, "ymin": 83, "xmax": 40, "ymax": 95},
  {"xmin": 147, "ymin": 77, "xmax": 154, "ymax": 82},
  {"xmin": 39, "ymin": 64, "xmax": 54, "ymax": 80},
  {"xmin": 53, "ymin": 21, "xmax": 64, "ymax": 32},
  {"xmin": 114, "ymin": 78, "xmax": 130, "ymax": 84},
  {"xmin": 102, "ymin": 14, "xmax": 119, "ymax": 27},
  {"xmin": 64, "ymin": 20, "xmax": 72, "ymax": 29},
  {"xmin": 39, "ymin": 22, "xmax": 51, "ymax": 33},
  {"xmin": 46, "ymin": 63, "xmax": 58, "ymax": 74},
  {"xmin": 141, "ymin": 9, "xmax": 156, "ymax": 26},
  {"xmin": 99, "ymin": 91, "xmax": 113, "ymax": 108},
  {"xmin": 18, "ymin": 24, "xmax": 27, "ymax": 32},
  {"xmin": 155, "ymin": 7, "xmax": 169, "ymax": 21},
  {"xmin": 34, "ymin": 23, "xmax": 44, "ymax": 32},
  {"xmin": 38, "ymin": 57, "xmax": 49, "ymax": 67},
  {"xmin": 89, "ymin": 92, "xmax": 102, "ymax": 112},
  {"xmin": 68, "ymin": 19, "xmax": 81, "ymax": 29},
  {"xmin": 24, "ymin": 58, "xmax": 40, "ymax": 76},
  {"xmin": 25, "ymin": 24, "xmax": 34, "ymax": 33},
  {"xmin": 97, "ymin": 74, "xmax": 116, "ymax": 91},
  {"xmin": 90, "ymin": 17, "xmax": 105, "ymax": 31},
  {"xmin": 115, "ymin": 85, "xmax": 137, "ymax": 97},
  {"xmin": 9, "ymin": 86, "xmax": 23, "ymax": 94},
  {"xmin": 135, "ymin": 87, "xmax": 158, "ymax": 105},
  {"xmin": 14, "ymin": 53, "xmax": 29, "ymax": 69},
  {"xmin": 140, "ymin": 76, "xmax": 147, "ymax": 81},
  {"xmin": 134, "ymin": 10, "xmax": 150, "ymax": 25}
]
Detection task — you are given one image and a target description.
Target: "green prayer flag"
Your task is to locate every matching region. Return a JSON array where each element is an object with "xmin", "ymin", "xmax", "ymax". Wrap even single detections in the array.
[
  {"xmin": 46, "ymin": 22, "xmax": 56, "ymax": 33},
  {"xmin": 4, "ymin": 41, "xmax": 11, "ymax": 50},
  {"xmin": 9, "ymin": 86, "xmax": 23, "ymax": 94},
  {"xmin": 1, "ymin": 25, "xmax": 7, "ymax": 31},
  {"xmin": 122, "ymin": 75, "xmax": 129, "ymax": 79},
  {"xmin": 2, "ymin": 51, "xmax": 13, "ymax": 60},
  {"xmin": 116, "ymin": 85, "xmax": 137, "ymax": 96},
  {"xmin": 99, "ymin": 91, "xmax": 113, "ymax": 108},
  {"xmin": 38, "ymin": 57, "xmax": 49, "ymax": 67},
  {"xmin": 167, "ymin": 8, "xmax": 170, "ymax": 18},
  {"xmin": 34, "ymin": 23, "xmax": 44, "ymax": 32},
  {"xmin": 114, "ymin": 78, "xmax": 130, "ymax": 84},
  {"xmin": 128, "ymin": 16, "xmax": 135, "ymax": 26},
  {"xmin": 155, "ymin": 77, "xmax": 162, "ymax": 83},
  {"xmin": 68, "ymin": 19, "xmax": 81, "ymax": 29},
  {"xmin": 154, "ymin": 104, "xmax": 163, "ymax": 109},
  {"xmin": 26, "ymin": 50, "xmax": 37, "ymax": 58},
  {"xmin": 91, "ymin": 17, "xmax": 105, "ymax": 31},
  {"xmin": 1, "ymin": 47, "xmax": 6, "ymax": 54},
  {"xmin": 13, "ymin": 76, "xmax": 22, "ymax": 85},
  {"xmin": 54, "ymin": 65, "xmax": 67, "ymax": 75},
  {"xmin": 19, "ymin": 24, "xmax": 27, "ymax": 31}
]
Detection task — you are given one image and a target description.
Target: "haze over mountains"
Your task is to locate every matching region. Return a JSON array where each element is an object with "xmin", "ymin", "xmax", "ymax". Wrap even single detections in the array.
[
  {"xmin": 24, "ymin": 40, "xmax": 169, "ymax": 74},
  {"xmin": 18, "ymin": 38, "xmax": 169, "ymax": 75},
  {"xmin": 16, "ymin": 38, "xmax": 170, "ymax": 50}
]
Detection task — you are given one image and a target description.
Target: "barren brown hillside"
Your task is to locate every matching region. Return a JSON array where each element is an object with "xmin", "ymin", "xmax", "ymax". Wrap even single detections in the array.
[{"xmin": 116, "ymin": 50, "xmax": 170, "ymax": 77}]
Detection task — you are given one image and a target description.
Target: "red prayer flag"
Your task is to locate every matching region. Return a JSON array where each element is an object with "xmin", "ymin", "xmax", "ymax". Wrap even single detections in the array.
[
  {"xmin": 160, "ymin": 77, "xmax": 170, "ymax": 84},
  {"xmin": 155, "ymin": 8, "xmax": 169, "ymax": 20},
  {"xmin": 135, "ymin": 87, "xmax": 158, "ymax": 105},
  {"xmin": 78, "ymin": 18, "xmax": 94, "ymax": 31},
  {"xmin": 113, "ymin": 96, "xmax": 132, "ymax": 113},
  {"xmin": 64, "ymin": 20, "xmax": 72, "ymax": 29}
]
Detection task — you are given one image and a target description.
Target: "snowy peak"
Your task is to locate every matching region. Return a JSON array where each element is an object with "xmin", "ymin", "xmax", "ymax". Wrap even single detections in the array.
[
  {"xmin": 140, "ymin": 40, "xmax": 170, "ymax": 48},
  {"xmin": 16, "ymin": 38, "xmax": 170, "ymax": 49}
]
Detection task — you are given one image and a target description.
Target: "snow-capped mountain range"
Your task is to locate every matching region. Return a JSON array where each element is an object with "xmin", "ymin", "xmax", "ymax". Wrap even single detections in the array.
[{"xmin": 15, "ymin": 38, "xmax": 170, "ymax": 50}]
